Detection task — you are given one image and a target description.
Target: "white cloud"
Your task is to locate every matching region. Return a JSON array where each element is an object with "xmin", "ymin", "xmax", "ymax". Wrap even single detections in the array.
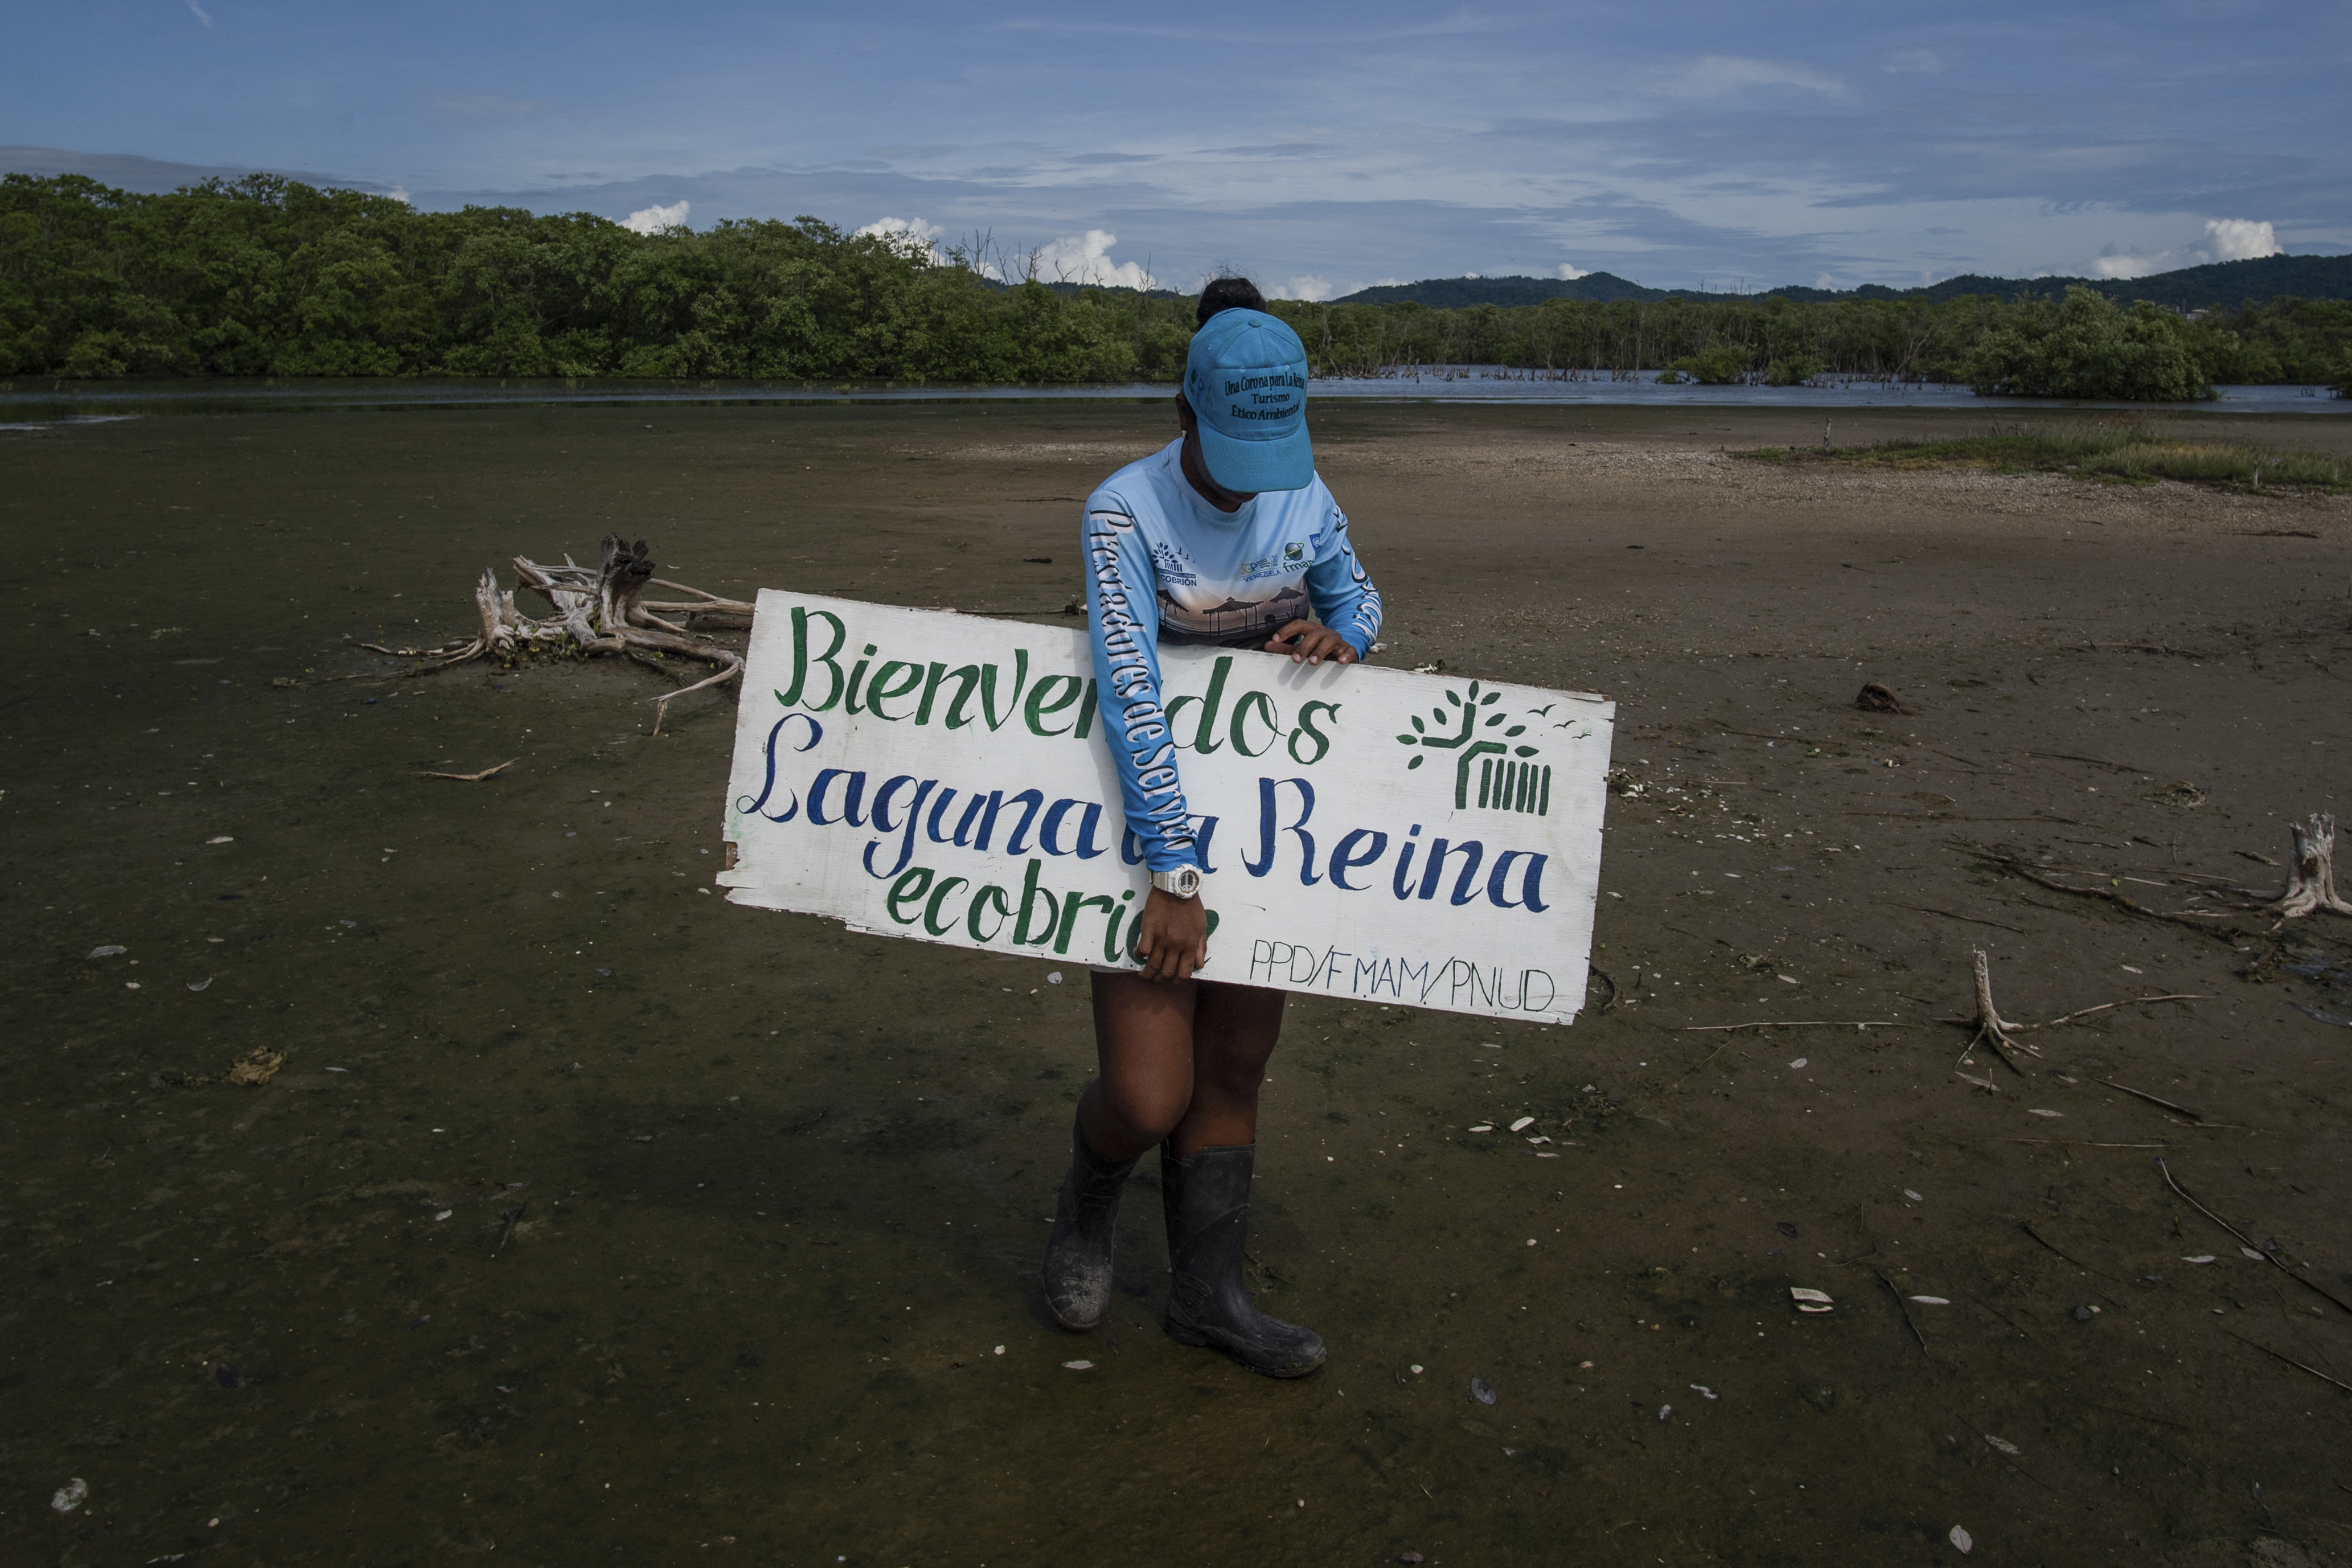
[
  {"xmin": 1882, "ymin": 48, "xmax": 1944, "ymax": 74},
  {"xmin": 856, "ymin": 215, "xmax": 947, "ymax": 263},
  {"xmin": 621, "ymin": 200, "xmax": 691, "ymax": 235},
  {"xmin": 1814, "ymin": 272, "xmax": 1837, "ymax": 289},
  {"xmin": 1557, "ymin": 262, "xmax": 1591, "ymax": 280},
  {"xmin": 387, "ymin": 185, "xmax": 411, "ymax": 204},
  {"xmin": 1663, "ymin": 55, "xmax": 1842, "ymax": 98},
  {"xmin": 185, "ymin": 0, "xmax": 214, "ymax": 26},
  {"xmin": 1270, "ymin": 275, "xmax": 1333, "ymax": 302},
  {"xmin": 2090, "ymin": 216, "xmax": 2282, "ymax": 278},
  {"xmin": 1034, "ymin": 229, "xmax": 1154, "ymax": 290},
  {"xmin": 2203, "ymin": 217, "xmax": 2280, "ymax": 262}
]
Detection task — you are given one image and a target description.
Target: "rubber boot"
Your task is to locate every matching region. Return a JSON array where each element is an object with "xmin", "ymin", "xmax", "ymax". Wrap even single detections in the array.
[
  {"xmin": 1041, "ymin": 1114, "xmax": 1138, "ymax": 1331},
  {"xmin": 1160, "ymin": 1143, "xmax": 1327, "ymax": 1377}
]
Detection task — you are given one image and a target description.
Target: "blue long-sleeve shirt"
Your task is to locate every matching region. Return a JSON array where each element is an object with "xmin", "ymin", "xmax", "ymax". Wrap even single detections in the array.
[{"xmin": 1082, "ymin": 438, "xmax": 1384, "ymax": 873}]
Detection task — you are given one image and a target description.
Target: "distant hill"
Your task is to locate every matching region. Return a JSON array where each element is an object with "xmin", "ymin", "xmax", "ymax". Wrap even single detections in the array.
[
  {"xmin": 1333, "ymin": 252, "xmax": 2352, "ymax": 311},
  {"xmin": 1333, "ymin": 272, "xmax": 1668, "ymax": 307}
]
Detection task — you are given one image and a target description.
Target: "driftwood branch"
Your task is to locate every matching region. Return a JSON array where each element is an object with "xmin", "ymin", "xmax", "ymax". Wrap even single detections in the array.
[
  {"xmin": 2101, "ymin": 1078, "xmax": 2211, "ymax": 1123},
  {"xmin": 2222, "ymin": 1329, "xmax": 2352, "ymax": 1396},
  {"xmin": 1967, "ymin": 849, "xmax": 2262, "ymax": 944},
  {"xmin": 367, "ymin": 536, "xmax": 754, "ymax": 732},
  {"xmin": 1680, "ymin": 1019, "xmax": 1903, "ymax": 1032},
  {"xmin": 2160, "ymin": 1159, "xmax": 2352, "ymax": 1317},
  {"xmin": 420, "ymin": 759, "xmax": 518, "ymax": 782}
]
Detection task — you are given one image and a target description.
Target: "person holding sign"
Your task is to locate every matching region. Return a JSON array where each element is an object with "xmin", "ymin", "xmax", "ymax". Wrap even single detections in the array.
[{"xmin": 1042, "ymin": 278, "xmax": 1384, "ymax": 1377}]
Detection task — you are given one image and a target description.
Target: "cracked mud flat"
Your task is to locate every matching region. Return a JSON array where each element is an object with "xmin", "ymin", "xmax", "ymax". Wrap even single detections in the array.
[{"xmin": 5, "ymin": 397, "xmax": 2352, "ymax": 1566}]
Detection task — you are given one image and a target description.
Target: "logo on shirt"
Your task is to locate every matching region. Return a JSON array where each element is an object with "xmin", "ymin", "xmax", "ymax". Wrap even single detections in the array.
[
  {"xmin": 1239, "ymin": 547, "xmax": 1305, "ymax": 583},
  {"xmin": 1150, "ymin": 543, "xmax": 1198, "ymax": 587}
]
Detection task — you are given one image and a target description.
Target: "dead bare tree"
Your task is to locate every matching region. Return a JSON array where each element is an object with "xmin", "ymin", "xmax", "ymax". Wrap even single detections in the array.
[
  {"xmin": 363, "ymin": 535, "xmax": 752, "ymax": 733},
  {"xmin": 2257, "ymin": 814, "xmax": 2352, "ymax": 918}
]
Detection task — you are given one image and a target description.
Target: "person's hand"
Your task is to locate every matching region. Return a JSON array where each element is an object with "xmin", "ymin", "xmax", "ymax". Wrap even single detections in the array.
[
  {"xmin": 1132, "ymin": 886, "xmax": 1209, "ymax": 983},
  {"xmin": 1265, "ymin": 619, "xmax": 1357, "ymax": 667}
]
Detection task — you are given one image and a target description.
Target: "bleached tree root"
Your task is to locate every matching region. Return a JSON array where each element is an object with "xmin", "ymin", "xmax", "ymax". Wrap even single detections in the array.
[
  {"xmin": 1962, "ymin": 950, "xmax": 2035, "ymax": 1073},
  {"xmin": 1950, "ymin": 949, "xmax": 2206, "ymax": 1079},
  {"xmin": 365, "ymin": 536, "xmax": 753, "ymax": 730},
  {"xmin": 2258, "ymin": 814, "xmax": 2352, "ymax": 919}
]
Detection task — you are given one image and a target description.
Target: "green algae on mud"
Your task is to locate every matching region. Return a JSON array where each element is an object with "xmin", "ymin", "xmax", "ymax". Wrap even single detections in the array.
[{"xmin": 4, "ymin": 396, "xmax": 2352, "ymax": 1566}]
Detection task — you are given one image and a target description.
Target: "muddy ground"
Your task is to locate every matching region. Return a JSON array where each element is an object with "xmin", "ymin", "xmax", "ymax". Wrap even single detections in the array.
[{"xmin": 5, "ymin": 395, "xmax": 2352, "ymax": 1566}]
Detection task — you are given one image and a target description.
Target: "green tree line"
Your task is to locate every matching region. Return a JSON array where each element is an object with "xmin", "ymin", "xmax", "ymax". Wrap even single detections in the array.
[
  {"xmin": 1275, "ymin": 287, "xmax": 2350, "ymax": 398},
  {"xmin": 4, "ymin": 173, "xmax": 2347, "ymax": 397}
]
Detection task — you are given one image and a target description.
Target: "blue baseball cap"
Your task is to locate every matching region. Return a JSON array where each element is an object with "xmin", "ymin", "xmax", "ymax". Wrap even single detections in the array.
[{"xmin": 1183, "ymin": 308, "xmax": 1313, "ymax": 492}]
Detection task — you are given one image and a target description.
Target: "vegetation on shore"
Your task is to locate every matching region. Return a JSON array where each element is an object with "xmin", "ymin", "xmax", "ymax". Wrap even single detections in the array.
[
  {"xmin": 1741, "ymin": 423, "xmax": 2350, "ymax": 493},
  {"xmin": 5, "ymin": 173, "xmax": 2349, "ymax": 397},
  {"xmin": 1335, "ymin": 251, "xmax": 2352, "ymax": 312}
]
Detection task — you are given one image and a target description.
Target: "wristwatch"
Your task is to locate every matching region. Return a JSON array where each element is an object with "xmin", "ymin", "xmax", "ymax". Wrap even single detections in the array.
[{"xmin": 1150, "ymin": 867, "xmax": 1202, "ymax": 900}]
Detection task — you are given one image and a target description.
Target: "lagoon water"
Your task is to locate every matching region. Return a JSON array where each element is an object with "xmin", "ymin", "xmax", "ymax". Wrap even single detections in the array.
[{"xmin": 2, "ymin": 371, "xmax": 2342, "ymax": 427}]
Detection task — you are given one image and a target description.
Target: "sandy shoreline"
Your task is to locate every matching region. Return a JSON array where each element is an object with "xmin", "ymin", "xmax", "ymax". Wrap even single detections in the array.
[{"xmin": 5, "ymin": 399, "xmax": 2351, "ymax": 1565}]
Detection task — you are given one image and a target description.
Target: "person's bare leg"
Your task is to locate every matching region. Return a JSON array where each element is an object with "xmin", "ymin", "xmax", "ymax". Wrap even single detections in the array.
[
  {"xmin": 1169, "ymin": 980, "xmax": 1285, "ymax": 1156},
  {"xmin": 1078, "ymin": 973, "xmax": 1199, "ymax": 1160},
  {"xmin": 1043, "ymin": 973, "xmax": 1195, "ymax": 1330}
]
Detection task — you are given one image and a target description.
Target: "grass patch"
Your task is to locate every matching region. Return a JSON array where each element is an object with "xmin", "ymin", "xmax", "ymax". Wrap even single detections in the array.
[{"xmin": 1741, "ymin": 422, "xmax": 2350, "ymax": 493}]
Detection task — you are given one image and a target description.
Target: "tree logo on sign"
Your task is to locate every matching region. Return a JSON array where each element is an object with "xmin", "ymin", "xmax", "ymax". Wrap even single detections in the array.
[{"xmin": 1394, "ymin": 680, "xmax": 1550, "ymax": 815}]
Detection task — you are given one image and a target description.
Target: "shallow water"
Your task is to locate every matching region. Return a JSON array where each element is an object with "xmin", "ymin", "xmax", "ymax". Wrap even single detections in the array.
[
  {"xmin": 5, "ymin": 399, "xmax": 2350, "ymax": 1565},
  {"xmin": 1, "ymin": 372, "xmax": 2342, "ymax": 425}
]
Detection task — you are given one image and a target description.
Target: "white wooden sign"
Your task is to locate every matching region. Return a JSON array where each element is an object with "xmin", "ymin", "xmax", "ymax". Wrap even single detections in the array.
[{"xmin": 716, "ymin": 590, "xmax": 1614, "ymax": 1024}]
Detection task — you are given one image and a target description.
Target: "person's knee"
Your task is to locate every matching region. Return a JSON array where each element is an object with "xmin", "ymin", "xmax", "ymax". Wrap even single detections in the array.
[
  {"xmin": 1195, "ymin": 1051, "xmax": 1271, "ymax": 1103},
  {"xmin": 1096, "ymin": 1076, "xmax": 1192, "ymax": 1144}
]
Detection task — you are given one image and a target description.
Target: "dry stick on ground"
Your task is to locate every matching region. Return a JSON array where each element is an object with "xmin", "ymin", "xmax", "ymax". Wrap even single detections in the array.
[
  {"xmin": 1877, "ymin": 1272, "xmax": 1928, "ymax": 1350},
  {"xmin": 2222, "ymin": 1329, "xmax": 2352, "ymax": 1397},
  {"xmin": 364, "ymin": 536, "xmax": 754, "ymax": 733},
  {"xmin": 2101, "ymin": 1078, "xmax": 2216, "ymax": 1124},
  {"xmin": 420, "ymin": 759, "xmax": 516, "ymax": 783},
  {"xmin": 1681, "ymin": 1019, "xmax": 1903, "ymax": 1032},
  {"xmin": 1894, "ymin": 904, "xmax": 2033, "ymax": 934},
  {"xmin": 1968, "ymin": 849, "xmax": 2263, "ymax": 945},
  {"xmin": 1976, "ymin": 818, "xmax": 2352, "ymax": 937},
  {"xmin": 2157, "ymin": 1157, "xmax": 2352, "ymax": 1316},
  {"xmin": 2026, "ymin": 994, "xmax": 2209, "ymax": 1026},
  {"xmin": 1967, "ymin": 1294, "xmax": 2034, "ymax": 1341},
  {"xmin": 2026, "ymin": 749, "xmax": 2157, "ymax": 774}
]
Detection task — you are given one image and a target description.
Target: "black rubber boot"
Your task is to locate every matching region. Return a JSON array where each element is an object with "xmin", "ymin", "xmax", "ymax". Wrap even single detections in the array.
[
  {"xmin": 1160, "ymin": 1143, "xmax": 1327, "ymax": 1377},
  {"xmin": 1041, "ymin": 1115, "xmax": 1138, "ymax": 1331}
]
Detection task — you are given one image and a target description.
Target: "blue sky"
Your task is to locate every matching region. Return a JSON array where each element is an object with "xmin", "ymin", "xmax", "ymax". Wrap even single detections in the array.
[{"xmin": 5, "ymin": 1, "xmax": 2346, "ymax": 295}]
